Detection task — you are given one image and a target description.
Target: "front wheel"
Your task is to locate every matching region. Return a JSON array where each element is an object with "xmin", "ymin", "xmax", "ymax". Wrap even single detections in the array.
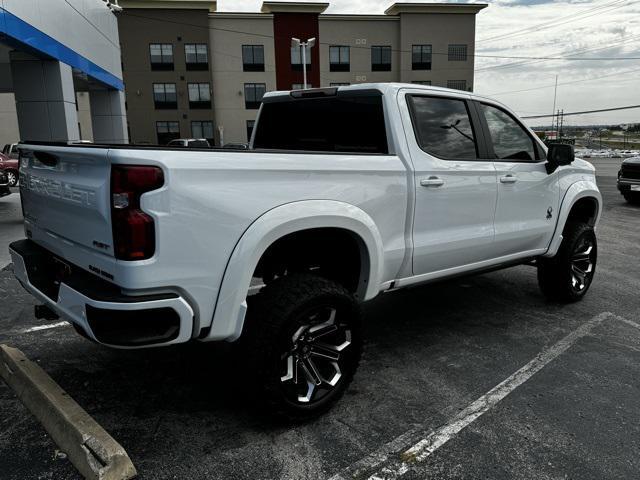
[
  {"xmin": 623, "ymin": 191, "xmax": 640, "ymax": 205},
  {"xmin": 241, "ymin": 274, "xmax": 362, "ymax": 420},
  {"xmin": 537, "ymin": 221, "xmax": 597, "ymax": 302}
]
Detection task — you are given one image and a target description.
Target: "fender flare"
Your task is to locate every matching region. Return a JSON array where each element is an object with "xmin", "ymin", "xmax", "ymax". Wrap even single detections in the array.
[
  {"xmin": 543, "ymin": 180, "xmax": 602, "ymax": 258},
  {"xmin": 204, "ymin": 200, "xmax": 385, "ymax": 342}
]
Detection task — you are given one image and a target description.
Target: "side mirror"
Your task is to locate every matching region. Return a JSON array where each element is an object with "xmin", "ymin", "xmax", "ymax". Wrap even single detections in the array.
[{"xmin": 546, "ymin": 143, "xmax": 575, "ymax": 174}]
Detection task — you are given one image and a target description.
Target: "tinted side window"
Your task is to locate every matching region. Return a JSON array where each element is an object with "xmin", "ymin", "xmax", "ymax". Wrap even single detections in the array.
[
  {"xmin": 254, "ymin": 95, "xmax": 387, "ymax": 153},
  {"xmin": 480, "ymin": 104, "xmax": 536, "ymax": 161},
  {"xmin": 408, "ymin": 95, "xmax": 477, "ymax": 159}
]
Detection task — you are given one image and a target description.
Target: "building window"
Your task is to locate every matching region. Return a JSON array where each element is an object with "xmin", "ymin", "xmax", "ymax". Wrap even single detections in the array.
[
  {"xmin": 153, "ymin": 83, "xmax": 177, "ymax": 109},
  {"xmin": 412, "ymin": 45, "xmax": 432, "ymax": 70},
  {"xmin": 188, "ymin": 83, "xmax": 211, "ymax": 109},
  {"xmin": 371, "ymin": 46, "xmax": 391, "ymax": 71},
  {"xmin": 292, "ymin": 83, "xmax": 312, "ymax": 90},
  {"xmin": 291, "ymin": 44, "xmax": 312, "ymax": 71},
  {"xmin": 247, "ymin": 120, "xmax": 255, "ymax": 142},
  {"xmin": 191, "ymin": 121, "xmax": 214, "ymax": 142},
  {"xmin": 150, "ymin": 44, "xmax": 174, "ymax": 70},
  {"xmin": 185, "ymin": 44, "xmax": 208, "ymax": 70},
  {"xmin": 330, "ymin": 83, "xmax": 350, "ymax": 86},
  {"xmin": 244, "ymin": 83, "xmax": 266, "ymax": 109},
  {"xmin": 329, "ymin": 46, "xmax": 350, "ymax": 72},
  {"xmin": 243, "ymin": 45, "xmax": 265, "ymax": 72},
  {"xmin": 156, "ymin": 121, "xmax": 180, "ymax": 145},
  {"xmin": 448, "ymin": 44, "xmax": 468, "ymax": 61},
  {"xmin": 412, "ymin": 81, "xmax": 432, "ymax": 85},
  {"xmin": 447, "ymin": 80, "xmax": 467, "ymax": 91}
]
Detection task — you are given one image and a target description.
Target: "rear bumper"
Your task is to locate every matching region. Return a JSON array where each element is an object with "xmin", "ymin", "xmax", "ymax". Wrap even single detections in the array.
[{"xmin": 9, "ymin": 239, "xmax": 194, "ymax": 349}]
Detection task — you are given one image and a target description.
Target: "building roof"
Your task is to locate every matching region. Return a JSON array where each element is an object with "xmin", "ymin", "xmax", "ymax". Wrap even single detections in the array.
[
  {"xmin": 384, "ymin": 2, "xmax": 488, "ymax": 15},
  {"xmin": 261, "ymin": 2, "xmax": 329, "ymax": 14},
  {"xmin": 118, "ymin": 0, "xmax": 217, "ymax": 11}
]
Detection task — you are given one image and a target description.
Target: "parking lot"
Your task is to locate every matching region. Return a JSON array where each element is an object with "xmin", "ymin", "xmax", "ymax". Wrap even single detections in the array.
[{"xmin": 0, "ymin": 160, "xmax": 638, "ymax": 480}]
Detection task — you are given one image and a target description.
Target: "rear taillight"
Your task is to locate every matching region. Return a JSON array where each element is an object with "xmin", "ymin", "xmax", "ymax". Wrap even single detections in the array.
[{"xmin": 110, "ymin": 165, "xmax": 164, "ymax": 260}]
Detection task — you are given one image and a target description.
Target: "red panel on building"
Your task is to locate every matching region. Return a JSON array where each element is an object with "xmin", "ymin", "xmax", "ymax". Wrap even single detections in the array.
[{"xmin": 273, "ymin": 13, "xmax": 320, "ymax": 90}]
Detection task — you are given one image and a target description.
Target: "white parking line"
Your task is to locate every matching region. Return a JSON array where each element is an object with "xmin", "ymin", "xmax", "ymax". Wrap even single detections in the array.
[
  {"xmin": 330, "ymin": 311, "xmax": 613, "ymax": 480},
  {"xmin": 615, "ymin": 315, "xmax": 640, "ymax": 331},
  {"xmin": 18, "ymin": 321, "xmax": 69, "ymax": 334}
]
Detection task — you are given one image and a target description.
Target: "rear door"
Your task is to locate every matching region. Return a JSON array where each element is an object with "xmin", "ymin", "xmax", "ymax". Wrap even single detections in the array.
[
  {"xmin": 400, "ymin": 91, "xmax": 498, "ymax": 275},
  {"xmin": 19, "ymin": 145, "xmax": 114, "ymax": 256},
  {"xmin": 474, "ymin": 101, "xmax": 559, "ymax": 256}
]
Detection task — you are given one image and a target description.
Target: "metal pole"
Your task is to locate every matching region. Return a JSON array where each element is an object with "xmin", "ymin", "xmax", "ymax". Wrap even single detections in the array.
[
  {"xmin": 551, "ymin": 75, "xmax": 558, "ymax": 132},
  {"xmin": 302, "ymin": 42, "xmax": 307, "ymax": 89}
]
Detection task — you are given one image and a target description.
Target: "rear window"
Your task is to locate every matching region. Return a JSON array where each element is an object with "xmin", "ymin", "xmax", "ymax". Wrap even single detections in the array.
[{"xmin": 253, "ymin": 94, "xmax": 388, "ymax": 154}]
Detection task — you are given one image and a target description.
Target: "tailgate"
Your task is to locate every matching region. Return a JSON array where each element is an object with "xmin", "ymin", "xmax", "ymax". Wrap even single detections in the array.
[{"xmin": 19, "ymin": 145, "xmax": 114, "ymax": 256}]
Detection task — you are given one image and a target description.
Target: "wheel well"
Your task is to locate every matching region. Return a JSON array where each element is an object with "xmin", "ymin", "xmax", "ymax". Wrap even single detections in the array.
[
  {"xmin": 566, "ymin": 197, "xmax": 598, "ymax": 228},
  {"xmin": 253, "ymin": 228, "xmax": 370, "ymax": 299}
]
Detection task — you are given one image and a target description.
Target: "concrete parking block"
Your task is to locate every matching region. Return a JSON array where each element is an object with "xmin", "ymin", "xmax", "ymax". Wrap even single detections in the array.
[{"xmin": 0, "ymin": 344, "xmax": 137, "ymax": 480}]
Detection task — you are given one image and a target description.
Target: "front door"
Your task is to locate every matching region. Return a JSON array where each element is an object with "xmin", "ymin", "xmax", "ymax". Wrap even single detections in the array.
[
  {"xmin": 475, "ymin": 101, "xmax": 560, "ymax": 256},
  {"xmin": 400, "ymin": 91, "xmax": 498, "ymax": 276}
]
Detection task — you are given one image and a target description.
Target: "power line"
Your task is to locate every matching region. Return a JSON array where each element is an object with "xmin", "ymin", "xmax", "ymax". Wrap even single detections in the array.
[
  {"xmin": 122, "ymin": 11, "xmax": 640, "ymax": 62},
  {"xmin": 477, "ymin": 0, "xmax": 632, "ymax": 44},
  {"xmin": 521, "ymin": 104, "xmax": 640, "ymax": 119},
  {"xmin": 483, "ymin": 65, "xmax": 640, "ymax": 96},
  {"xmin": 475, "ymin": 33, "xmax": 640, "ymax": 73}
]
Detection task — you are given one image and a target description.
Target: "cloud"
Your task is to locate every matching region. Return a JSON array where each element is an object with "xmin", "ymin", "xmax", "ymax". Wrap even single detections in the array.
[{"xmin": 217, "ymin": 0, "xmax": 640, "ymax": 124}]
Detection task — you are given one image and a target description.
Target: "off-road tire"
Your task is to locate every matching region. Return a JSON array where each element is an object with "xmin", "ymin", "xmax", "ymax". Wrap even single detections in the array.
[
  {"xmin": 241, "ymin": 273, "xmax": 362, "ymax": 421},
  {"xmin": 537, "ymin": 221, "xmax": 597, "ymax": 303}
]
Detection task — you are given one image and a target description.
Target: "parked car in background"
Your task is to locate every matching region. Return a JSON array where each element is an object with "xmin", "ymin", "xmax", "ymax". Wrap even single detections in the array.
[
  {"xmin": 0, "ymin": 170, "xmax": 11, "ymax": 198},
  {"xmin": 166, "ymin": 138, "xmax": 210, "ymax": 148},
  {"xmin": 0, "ymin": 152, "xmax": 18, "ymax": 186},
  {"xmin": 618, "ymin": 156, "xmax": 640, "ymax": 204},
  {"xmin": 2, "ymin": 143, "xmax": 19, "ymax": 159}
]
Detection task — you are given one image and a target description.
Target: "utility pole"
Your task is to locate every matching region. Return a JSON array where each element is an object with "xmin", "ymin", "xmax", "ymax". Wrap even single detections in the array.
[
  {"xmin": 291, "ymin": 37, "xmax": 316, "ymax": 89},
  {"xmin": 559, "ymin": 109, "xmax": 564, "ymax": 139},
  {"xmin": 551, "ymin": 75, "xmax": 558, "ymax": 133}
]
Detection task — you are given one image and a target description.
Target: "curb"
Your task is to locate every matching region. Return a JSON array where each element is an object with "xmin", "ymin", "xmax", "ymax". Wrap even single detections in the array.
[{"xmin": 0, "ymin": 345, "xmax": 137, "ymax": 480}]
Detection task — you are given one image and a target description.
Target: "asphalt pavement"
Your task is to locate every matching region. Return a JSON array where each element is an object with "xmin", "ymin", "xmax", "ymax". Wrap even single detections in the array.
[{"xmin": 0, "ymin": 160, "xmax": 638, "ymax": 479}]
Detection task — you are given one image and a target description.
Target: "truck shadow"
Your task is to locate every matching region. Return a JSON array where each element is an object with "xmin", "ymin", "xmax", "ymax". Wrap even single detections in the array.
[{"xmin": 48, "ymin": 264, "xmax": 559, "ymax": 426}]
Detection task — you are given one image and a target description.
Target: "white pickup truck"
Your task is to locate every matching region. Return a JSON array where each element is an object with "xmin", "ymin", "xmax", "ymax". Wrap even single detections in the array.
[{"xmin": 10, "ymin": 83, "xmax": 601, "ymax": 418}]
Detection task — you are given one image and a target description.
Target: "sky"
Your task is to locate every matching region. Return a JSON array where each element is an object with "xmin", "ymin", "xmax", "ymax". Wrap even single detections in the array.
[{"xmin": 217, "ymin": 0, "xmax": 640, "ymax": 127}]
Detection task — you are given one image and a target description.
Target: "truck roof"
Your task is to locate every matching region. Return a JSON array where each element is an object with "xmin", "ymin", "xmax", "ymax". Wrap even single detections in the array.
[{"xmin": 262, "ymin": 82, "xmax": 507, "ymax": 109}]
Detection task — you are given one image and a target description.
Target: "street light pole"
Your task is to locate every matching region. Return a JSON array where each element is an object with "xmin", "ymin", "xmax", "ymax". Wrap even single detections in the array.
[{"xmin": 291, "ymin": 37, "xmax": 316, "ymax": 89}]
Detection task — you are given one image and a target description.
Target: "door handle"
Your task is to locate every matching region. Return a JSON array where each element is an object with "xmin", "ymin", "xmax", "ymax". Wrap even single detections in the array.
[
  {"xmin": 420, "ymin": 176, "xmax": 444, "ymax": 187},
  {"xmin": 500, "ymin": 174, "xmax": 518, "ymax": 184}
]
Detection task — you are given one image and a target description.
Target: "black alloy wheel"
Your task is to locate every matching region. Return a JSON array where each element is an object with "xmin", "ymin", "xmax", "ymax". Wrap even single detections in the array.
[{"xmin": 242, "ymin": 274, "xmax": 362, "ymax": 420}]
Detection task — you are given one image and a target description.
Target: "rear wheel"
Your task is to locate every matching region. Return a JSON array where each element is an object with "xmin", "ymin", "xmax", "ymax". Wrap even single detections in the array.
[
  {"xmin": 538, "ymin": 221, "xmax": 597, "ymax": 302},
  {"xmin": 6, "ymin": 170, "xmax": 17, "ymax": 187},
  {"xmin": 241, "ymin": 274, "xmax": 362, "ymax": 420}
]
